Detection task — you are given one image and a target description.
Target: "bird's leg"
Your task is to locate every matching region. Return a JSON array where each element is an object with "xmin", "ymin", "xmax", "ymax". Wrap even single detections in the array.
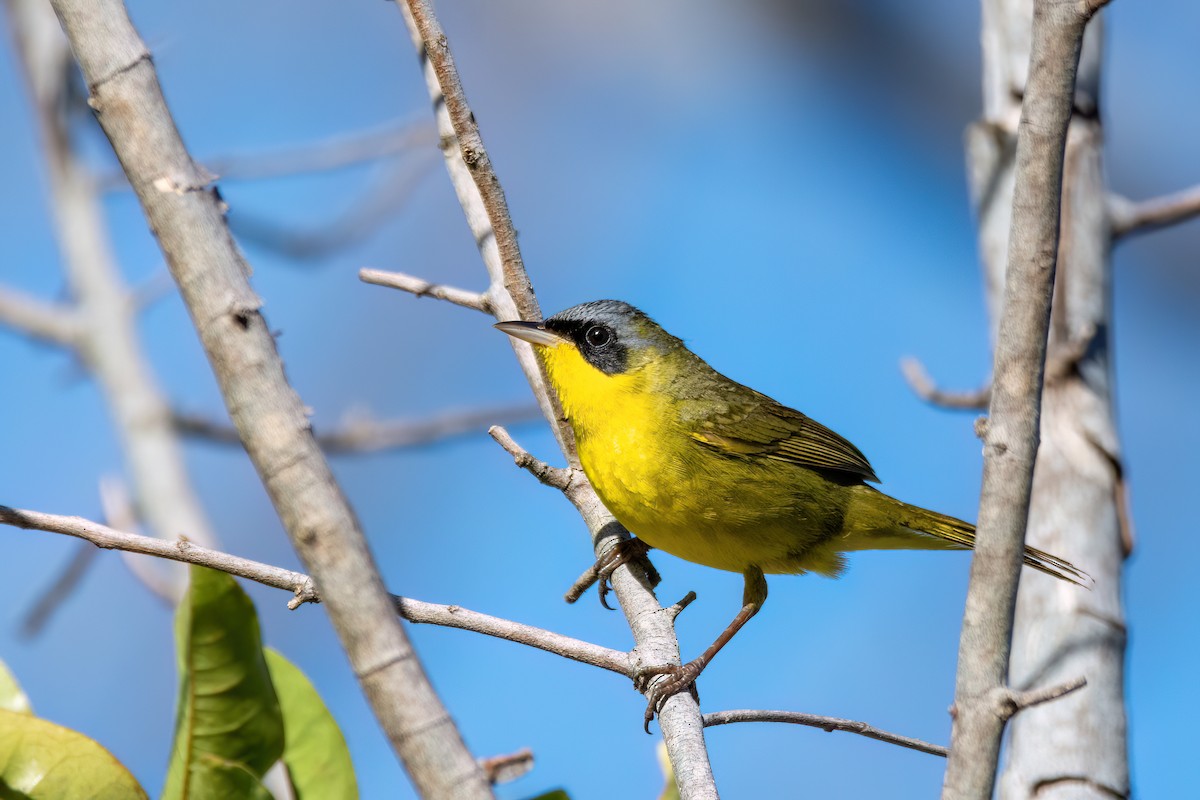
[
  {"xmin": 591, "ymin": 537, "xmax": 659, "ymax": 610},
  {"xmin": 635, "ymin": 566, "xmax": 767, "ymax": 731}
]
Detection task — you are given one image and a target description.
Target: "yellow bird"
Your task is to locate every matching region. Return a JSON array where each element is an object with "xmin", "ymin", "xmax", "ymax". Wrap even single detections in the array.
[{"xmin": 496, "ymin": 300, "xmax": 1086, "ymax": 722}]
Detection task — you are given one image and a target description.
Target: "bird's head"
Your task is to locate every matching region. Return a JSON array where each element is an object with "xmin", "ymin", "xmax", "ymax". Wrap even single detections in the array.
[
  {"xmin": 496, "ymin": 299, "xmax": 681, "ymax": 373},
  {"xmin": 495, "ymin": 300, "xmax": 687, "ymax": 410}
]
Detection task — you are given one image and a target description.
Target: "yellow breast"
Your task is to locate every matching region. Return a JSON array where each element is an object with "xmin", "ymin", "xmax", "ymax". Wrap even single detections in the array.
[{"xmin": 538, "ymin": 341, "xmax": 800, "ymax": 573}]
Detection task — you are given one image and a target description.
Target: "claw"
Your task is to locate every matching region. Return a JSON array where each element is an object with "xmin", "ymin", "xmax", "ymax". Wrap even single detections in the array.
[
  {"xmin": 594, "ymin": 538, "xmax": 658, "ymax": 609},
  {"xmin": 634, "ymin": 660, "xmax": 704, "ymax": 733}
]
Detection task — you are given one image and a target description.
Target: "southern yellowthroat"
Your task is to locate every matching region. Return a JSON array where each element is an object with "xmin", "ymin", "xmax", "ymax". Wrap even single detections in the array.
[{"xmin": 496, "ymin": 300, "xmax": 1087, "ymax": 722}]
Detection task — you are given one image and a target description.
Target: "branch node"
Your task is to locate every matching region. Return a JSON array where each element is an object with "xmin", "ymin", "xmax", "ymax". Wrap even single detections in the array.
[
  {"xmin": 990, "ymin": 676, "xmax": 1088, "ymax": 722},
  {"xmin": 289, "ymin": 578, "xmax": 319, "ymax": 610}
]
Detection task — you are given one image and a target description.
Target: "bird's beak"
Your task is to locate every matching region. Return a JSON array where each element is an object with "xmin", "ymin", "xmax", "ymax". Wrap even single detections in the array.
[{"xmin": 494, "ymin": 320, "xmax": 565, "ymax": 348}]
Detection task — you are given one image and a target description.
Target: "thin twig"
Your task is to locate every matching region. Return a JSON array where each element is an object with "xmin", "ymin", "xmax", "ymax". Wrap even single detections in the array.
[
  {"xmin": 18, "ymin": 541, "xmax": 98, "ymax": 638},
  {"xmin": 703, "ymin": 709, "xmax": 948, "ymax": 758},
  {"xmin": 563, "ymin": 561, "xmax": 603, "ymax": 604},
  {"xmin": 360, "ymin": 268, "xmax": 490, "ymax": 313},
  {"xmin": 174, "ymin": 404, "xmax": 539, "ymax": 453},
  {"xmin": 899, "ymin": 357, "xmax": 991, "ymax": 410},
  {"xmin": 488, "ymin": 426, "xmax": 573, "ymax": 491},
  {"xmin": 231, "ymin": 154, "xmax": 437, "ymax": 261},
  {"xmin": 988, "ymin": 676, "xmax": 1088, "ymax": 722},
  {"xmin": 99, "ymin": 118, "xmax": 436, "ymax": 191},
  {"xmin": 477, "ymin": 748, "xmax": 534, "ymax": 785},
  {"xmin": 0, "ymin": 285, "xmax": 80, "ymax": 347},
  {"xmin": 1109, "ymin": 184, "xmax": 1200, "ymax": 239},
  {"xmin": 0, "ymin": 505, "xmax": 631, "ymax": 676}
]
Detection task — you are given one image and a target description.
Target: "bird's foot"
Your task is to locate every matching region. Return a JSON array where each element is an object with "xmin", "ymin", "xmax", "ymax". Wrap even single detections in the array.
[
  {"xmin": 595, "ymin": 538, "xmax": 659, "ymax": 610},
  {"xmin": 634, "ymin": 659, "xmax": 704, "ymax": 733}
]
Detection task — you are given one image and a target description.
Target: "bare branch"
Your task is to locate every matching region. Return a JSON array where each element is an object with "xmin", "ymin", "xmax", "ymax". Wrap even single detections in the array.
[
  {"xmin": 703, "ymin": 709, "xmax": 948, "ymax": 758},
  {"xmin": 0, "ymin": 505, "xmax": 632, "ymax": 676},
  {"xmin": 47, "ymin": 0, "xmax": 491, "ymax": 794},
  {"xmin": 231, "ymin": 154, "xmax": 437, "ymax": 261},
  {"xmin": 392, "ymin": 2, "xmax": 716, "ymax": 792},
  {"xmin": 478, "ymin": 748, "xmax": 534, "ymax": 785},
  {"xmin": 18, "ymin": 541, "xmax": 98, "ymax": 638},
  {"xmin": 360, "ymin": 268, "xmax": 490, "ymax": 313},
  {"xmin": 563, "ymin": 560, "xmax": 603, "ymax": 604},
  {"xmin": 986, "ymin": 676, "xmax": 1088, "ymax": 722},
  {"xmin": 173, "ymin": 404, "xmax": 538, "ymax": 453},
  {"xmin": 0, "ymin": 285, "xmax": 80, "ymax": 347},
  {"xmin": 99, "ymin": 118, "xmax": 436, "ymax": 191},
  {"xmin": 488, "ymin": 426, "xmax": 573, "ymax": 491},
  {"xmin": 943, "ymin": 0, "xmax": 1106, "ymax": 796},
  {"xmin": 1109, "ymin": 184, "xmax": 1200, "ymax": 239},
  {"xmin": 899, "ymin": 357, "xmax": 991, "ymax": 410}
]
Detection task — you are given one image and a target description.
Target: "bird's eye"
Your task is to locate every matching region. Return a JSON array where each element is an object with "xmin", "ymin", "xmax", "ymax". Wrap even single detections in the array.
[{"xmin": 585, "ymin": 325, "xmax": 612, "ymax": 348}]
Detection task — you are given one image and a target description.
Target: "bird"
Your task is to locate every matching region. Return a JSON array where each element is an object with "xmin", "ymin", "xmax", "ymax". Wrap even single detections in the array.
[{"xmin": 495, "ymin": 299, "xmax": 1088, "ymax": 726}]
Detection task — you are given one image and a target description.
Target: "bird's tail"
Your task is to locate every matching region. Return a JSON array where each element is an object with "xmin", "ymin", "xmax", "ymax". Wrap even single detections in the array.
[{"xmin": 847, "ymin": 488, "xmax": 1091, "ymax": 587}]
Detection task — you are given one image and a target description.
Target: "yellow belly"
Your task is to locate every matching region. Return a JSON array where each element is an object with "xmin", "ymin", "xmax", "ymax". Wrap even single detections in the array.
[
  {"xmin": 542, "ymin": 339, "xmax": 844, "ymax": 575},
  {"xmin": 577, "ymin": 421, "xmax": 835, "ymax": 575}
]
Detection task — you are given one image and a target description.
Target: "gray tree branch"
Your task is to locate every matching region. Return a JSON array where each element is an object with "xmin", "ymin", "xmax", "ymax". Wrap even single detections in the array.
[
  {"xmin": 0, "ymin": 505, "xmax": 630, "ymax": 675},
  {"xmin": 943, "ymin": 1, "xmax": 1111, "ymax": 797},
  {"xmin": 100, "ymin": 117, "xmax": 436, "ymax": 190},
  {"xmin": 173, "ymin": 403, "xmax": 539, "ymax": 454},
  {"xmin": 360, "ymin": 268, "xmax": 491, "ymax": 314},
  {"xmin": 1109, "ymin": 184, "xmax": 1200, "ymax": 239},
  {"xmin": 900, "ymin": 357, "xmax": 991, "ymax": 411},
  {"xmin": 702, "ymin": 710, "xmax": 948, "ymax": 758},
  {"xmin": 44, "ymin": 0, "xmax": 492, "ymax": 796},
  {"xmin": 389, "ymin": 2, "xmax": 719, "ymax": 796},
  {"xmin": 0, "ymin": 285, "xmax": 80, "ymax": 346}
]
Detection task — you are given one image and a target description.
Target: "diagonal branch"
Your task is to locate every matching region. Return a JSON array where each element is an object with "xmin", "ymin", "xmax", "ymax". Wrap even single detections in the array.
[
  {"xmin": 173, "ymin": 404, "xmax": 540, "ymax": 454},
  {"xmin": 1109, "ymin": 184, "xmax": 1200, "ymax": 239},
  {"xmin": 389, "ymin": 4, "xmax": 717, "ymax": 794},
  {"xmin": 0, "ymin": 285, "xmax": 80, "ymax": 347},
  {"xmin": 702, "ymin": 709, "xmax": 948, "ymax": 758},
  {"xmin": 0, "ymin": 505, "xmax": 630, "ymax": 675},
  {"xmin": 46, "ymin": 0, "xmax": 492, "ymax": 796}
]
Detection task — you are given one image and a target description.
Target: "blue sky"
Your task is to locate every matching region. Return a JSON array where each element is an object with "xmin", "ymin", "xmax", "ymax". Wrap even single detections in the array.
[{"xmin": 1, "ymin": 1, "xmax": 1197, "ymax": 798}]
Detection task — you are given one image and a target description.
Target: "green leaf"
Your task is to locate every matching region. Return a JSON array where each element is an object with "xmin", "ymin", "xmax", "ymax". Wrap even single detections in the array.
[
  {"xmin": 0, "ymin": 708, "xmax": 147, "ymax": 799},
  {"xmin": 525, "ymin": 792, "xmax": 570, "ymax": 800},
  {"xmin": 161, "ymin": 565, "xmax": 284, "ymax": 800},
  {"xmin": 263, "ymin": 649, "xmax": 357, "ymax": 800},
  {"xmin": 0, "ymin": 658, "xmax": 32, "ymax": 714}
]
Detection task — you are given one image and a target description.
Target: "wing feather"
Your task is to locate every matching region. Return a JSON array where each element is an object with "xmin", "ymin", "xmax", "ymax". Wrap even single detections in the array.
[{"xmin": 684, "ymin": 385, "xmax": 879, "ymax": 482}]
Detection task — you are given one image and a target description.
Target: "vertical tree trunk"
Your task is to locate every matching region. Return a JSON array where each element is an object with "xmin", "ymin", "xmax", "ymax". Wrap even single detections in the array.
[{"xmin": 968, "ymin": 2, "xmax": 1129, "ymax": 797}]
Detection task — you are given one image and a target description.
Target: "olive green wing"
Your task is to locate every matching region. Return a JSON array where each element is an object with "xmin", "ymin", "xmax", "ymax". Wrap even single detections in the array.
[{"xmin": 682, "ymin": 385, "xmax": 880, "ymax": 483}]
